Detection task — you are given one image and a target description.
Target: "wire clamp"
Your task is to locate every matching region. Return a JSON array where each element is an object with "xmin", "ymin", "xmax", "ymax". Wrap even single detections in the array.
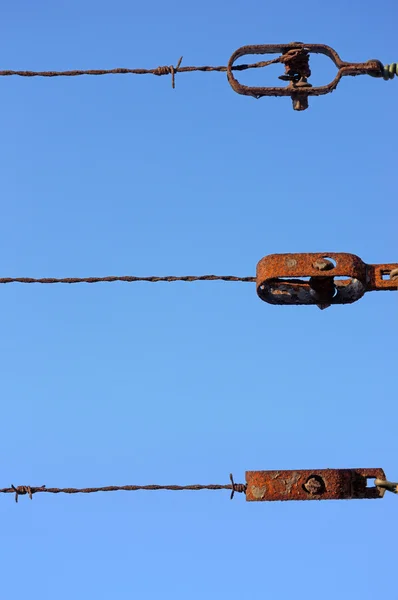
[
  {"xmin": 256, "ymin": 252, "xmax": 398, "ymax": 309},
  {"xmin": 227, "ymin": 42, "xmax": 388, "ymax": 110}
]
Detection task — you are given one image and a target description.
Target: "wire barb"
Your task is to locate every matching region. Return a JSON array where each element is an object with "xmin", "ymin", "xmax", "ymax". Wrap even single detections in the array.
[
  {"xmin": 1, "ymin": 475, "xmax": 247, "ymax": 503},
  {"xmin": 0, "ymin": 274, "xmax": 256, "ymax": 285},
  {"xmin": 153, "ymin": 56, "xmax": 183, "ymax": 88},
  {"xmin": 11, "ymin": 484, "xmax": 46, "ymax": 503},
  {"xmin": 229, "ymin": 473, "xmax": 247, "ymax": 500}
]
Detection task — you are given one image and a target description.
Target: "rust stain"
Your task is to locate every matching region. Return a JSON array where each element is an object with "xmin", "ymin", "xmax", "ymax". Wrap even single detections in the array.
[
  {"xmin": 245, "ymin": 469, "xmax": 386, "ymax": 501},
  {"xmin": 256, "ymin": 252, "xmax": 398, "ymax": 308},
  {"xmin": 251, "ymin": 486, "xmax": 267, "ymax": 500}
]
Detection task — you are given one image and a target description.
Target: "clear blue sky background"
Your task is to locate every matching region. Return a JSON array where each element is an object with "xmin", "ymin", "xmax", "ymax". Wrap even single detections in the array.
[{"xmin": 1, "ymin": 0, "xmax": 396, "ymax": 597}]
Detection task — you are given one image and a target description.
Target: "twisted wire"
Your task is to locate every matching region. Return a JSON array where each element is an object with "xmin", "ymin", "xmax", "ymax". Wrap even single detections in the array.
[
  {"xmin": 2, "ymin": 474, "xmax": 247, "ymax": 503},
  {"xmin": 0, "ymin": 55, "xmax": 281, "ymax": 88},
  {"xmin": 0, "ymin": 275, "xmax": 256, "ymax": 285}
]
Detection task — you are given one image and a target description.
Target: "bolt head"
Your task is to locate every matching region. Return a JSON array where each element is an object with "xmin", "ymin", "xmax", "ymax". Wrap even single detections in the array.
[{"xmin": 304, "ymin": 476, "xmax": 325, "ymax": 495}]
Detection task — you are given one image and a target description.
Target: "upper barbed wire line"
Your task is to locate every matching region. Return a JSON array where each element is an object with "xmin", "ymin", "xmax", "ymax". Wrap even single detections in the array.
[
  {"xmin": 0, "ymin": 275, "xmax": 256, "ymax": 284},
  {"xmin": 0, "ymin": 56, "xmax": 281, "ymax": 78}
]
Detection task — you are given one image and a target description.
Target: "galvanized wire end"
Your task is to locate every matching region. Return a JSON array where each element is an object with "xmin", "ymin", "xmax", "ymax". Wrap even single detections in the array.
[
  {"xmin": 382, "ymin": 63, "xmax": 398, "ymax": 80},
  {"xmin": 374, "ymin": 479, "xmax": 398, "ymax": 494}
]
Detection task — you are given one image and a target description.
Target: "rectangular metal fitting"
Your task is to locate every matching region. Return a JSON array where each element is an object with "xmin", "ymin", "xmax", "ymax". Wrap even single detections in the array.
[
  {"xmin": 245, "ymin": 468, "xmax": 387, "ymax": 502},
  {"xmin": 256, "ymin": 252, "xmax": 398, "ymax": 309},
  {"xmin": 227, "ymin": 43, "xmax": 384, "ymax": 111}
]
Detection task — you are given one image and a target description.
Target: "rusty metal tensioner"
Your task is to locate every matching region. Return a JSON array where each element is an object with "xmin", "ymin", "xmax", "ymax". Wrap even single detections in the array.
[
  {"xmin": 245, "ymin": 469, "xmax": 397, "ymax": 502},
  {"xmin": 227, "ymin": 42, "xmax": 391, "ymax": 111},
  {"xmin": 256, "ymin": 252, "xmax": 398, "ymax": 310}
]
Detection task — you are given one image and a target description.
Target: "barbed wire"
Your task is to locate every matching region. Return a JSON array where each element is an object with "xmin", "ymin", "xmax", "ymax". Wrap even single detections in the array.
[
  {"xmin": 0, "ymin": 56, "xmax": 281, "ymax": 89},
  {"xmin": 0, "ymin": 274, "xmax": 255, "ymax": 285},
  {"xmin": 1, "ymin": 46, "xmax": 394, "ymax": 112},
  {"xmin": 0, "ymin": 474, "xmax": 247, "ymax": 503}
]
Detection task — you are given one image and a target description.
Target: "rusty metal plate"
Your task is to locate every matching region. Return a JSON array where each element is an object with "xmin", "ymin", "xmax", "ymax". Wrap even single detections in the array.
[
  {"xmin": 227, "ymin": 43, "xmax": 384, "ymax": 111},
  {"xmin": 256, "ymin": 252, "xmax": 398, "ymax": 308},
  {"xmin": 245, "ymin": 469, "xmax": 386, "ymax": 501}
]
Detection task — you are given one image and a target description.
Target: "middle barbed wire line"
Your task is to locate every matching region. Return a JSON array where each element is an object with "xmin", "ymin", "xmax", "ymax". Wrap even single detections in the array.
[{"xmin": 0, "ymin": 275, "xmax": 256, "ymax": 284}]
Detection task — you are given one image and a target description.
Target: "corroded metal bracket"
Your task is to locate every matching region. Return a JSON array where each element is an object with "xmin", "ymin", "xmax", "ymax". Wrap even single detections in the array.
[
  {"xmin": 256, "ymin": 252, "xmax": 398, "ymax": 309},
  {"xmin": 245, "ymin": 468, "xmax": 387, "ymax": 502},
  {"xmin": 227, "ymin": 43, "xmax": 384, "ymax": 111}
]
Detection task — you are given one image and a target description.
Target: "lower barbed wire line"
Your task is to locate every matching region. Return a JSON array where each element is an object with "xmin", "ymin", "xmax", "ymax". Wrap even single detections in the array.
[
  {"xmin": 1, "ymin": 475, "xmax": 247, "ymax": 502},
  {"xmin": 0, "ymin": 275, "xmax": 256, "ymax": 284}
]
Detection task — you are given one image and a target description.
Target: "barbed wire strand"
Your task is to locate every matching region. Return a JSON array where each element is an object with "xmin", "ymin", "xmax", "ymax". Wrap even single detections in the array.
[
  {"xmin": 1, "ymin": 54, "xmax": 395, "ymax": 91},
  {"xmin": 0, "ymin": 56, "xmax": 282, "ymax": 88},
  {"xmin": 0, "ymin": 275, "xmax": 256, "ymax": 284},
  {"xmin": 1, "ymin": 475, "xmax": 247, "ymax": 503}
]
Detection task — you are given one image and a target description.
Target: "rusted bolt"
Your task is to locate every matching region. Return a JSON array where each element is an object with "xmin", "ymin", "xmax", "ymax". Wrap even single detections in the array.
[
  {"xmin": 303, "ymin": 476, "xmax": 325, "ymax": 495},
  {"xmin": 285, "ymin": 258, "xmax": 297, "ymax": 268},
  {"xmin": 312, "ymin": 258, "xmax": 335, "ymax": 271},
  {"xmin": 291, "ymin": 96, "xmax": 308, "ymax": 111},
  {"xmin": 290, "ymin": 77, "xmax": 312, "ymax": 111},
  {"xmin": 309, "ymin": 258, "xmax": 336, "ymax": 309}
]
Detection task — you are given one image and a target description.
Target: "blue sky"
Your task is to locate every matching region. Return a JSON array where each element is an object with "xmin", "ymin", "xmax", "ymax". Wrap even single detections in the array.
[{"xmin": 1, "ymin": 0, "xmax": 396, "ymax": 597}]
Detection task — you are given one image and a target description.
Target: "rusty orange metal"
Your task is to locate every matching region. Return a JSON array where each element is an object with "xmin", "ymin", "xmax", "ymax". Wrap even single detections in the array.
[
  {"xmin": 245, "ymin": 468, "xmax": 387, "ymax": 502},
  {"xmin": 256, "ymin": 252, "xmax": 398, "ymax": 309},
  {"xmin": 227, "ymin": 42, "xmax": 385, "ymax": 110}
]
